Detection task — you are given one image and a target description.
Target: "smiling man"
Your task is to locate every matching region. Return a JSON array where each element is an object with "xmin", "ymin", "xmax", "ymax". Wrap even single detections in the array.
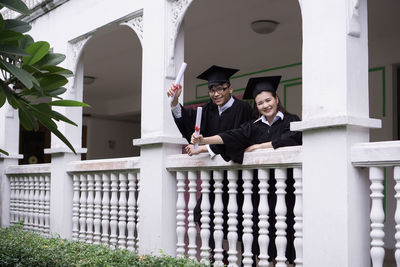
[{"xmin": 167, "ymin": 65, "xmax": 253, "ymax": 157}]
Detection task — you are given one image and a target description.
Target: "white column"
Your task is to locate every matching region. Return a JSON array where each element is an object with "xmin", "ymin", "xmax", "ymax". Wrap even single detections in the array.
[
  {"xmin": 227, "ymin": 169, "xmax": 238, "ymax": 267},
  {"xmin": 0, "ymin": 102, "xmax": 22, "ymax": 227},
  {"xmin": 175, "ymin": 171, "xmax": 186, "ymax": 257},
  {"xmin": 136, "ymin": 0, "xmax": 186, "ymax": 256},
  {"xmin": 200, "ymin": 170, "xmax": 211, "ymax": 263},
  {"xmin": 292, "ymin": 1, "xmax": 376, "ymax": 266},
  {"xmin": 213, "ymin": 170, "xmax": 225, "ymax": 266}
]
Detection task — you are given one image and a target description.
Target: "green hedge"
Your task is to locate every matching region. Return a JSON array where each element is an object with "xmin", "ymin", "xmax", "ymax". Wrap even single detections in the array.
[{"xmin": 0, "ymin": 224, "xmax": 209, "ymax": 267}]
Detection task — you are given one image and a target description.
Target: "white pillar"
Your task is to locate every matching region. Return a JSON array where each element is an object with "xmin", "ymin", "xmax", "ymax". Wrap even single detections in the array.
[
  {"xmin": 292, "ymin": 0, "xmax": 379, "ymax": 266},
  {"xmin": 0, "ymin": 103, "xmax": 23, "ymax": 227},
  {"xmin": 44, "ymin": 57, "xmax": 86, "ymax": 238},
  {"xmin": 134, "ymin": 0, "xmax": 186, "ymax": 256}
]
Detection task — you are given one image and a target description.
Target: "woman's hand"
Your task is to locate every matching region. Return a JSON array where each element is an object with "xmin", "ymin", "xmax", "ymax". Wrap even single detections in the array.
[
  {"xmin": 245, "ymin": 144, "xmax": 261, "ymax": 152},
  {"xmin": 167, "ymin": 83, "xmax": 182, "ymax": 106},
  {"xmin": 245, "ymin": 142, "xmax": 273, "ymax": 152},
  {"xmin": 185, "ymin": 144, "xmax": 207, "ymax": 156},
  {"xmin": 191, "ymin": 133, "xmax": 204, "ymax": 144}
]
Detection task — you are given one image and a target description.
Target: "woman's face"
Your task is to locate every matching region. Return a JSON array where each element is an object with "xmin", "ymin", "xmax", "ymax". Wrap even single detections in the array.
[{"xmin": 255, "ymin": 91, "xmax": 279, "ymax": 121}]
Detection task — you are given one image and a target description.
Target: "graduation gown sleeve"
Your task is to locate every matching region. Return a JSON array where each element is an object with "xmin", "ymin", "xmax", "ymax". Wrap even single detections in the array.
[{"xmin": 271, "ymin": 114, "xmax": 302, "ymax": 149}]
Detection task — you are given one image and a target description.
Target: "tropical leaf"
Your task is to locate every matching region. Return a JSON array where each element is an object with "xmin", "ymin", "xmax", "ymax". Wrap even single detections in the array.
[
  {"xmin": 0, "ymin": 30, "xmax": 24, "ymax": 43},
  {"xmin": 24, "ymin": 41, "xmax": 50, "ymax": 65},
  {"xmin": 0, "ymin": 60, "xmax": 39, "ymax": 89},
  {"xmin": 17, "ymin": 102, "xmax": 38, "ymax": 131},
  {"xmin": 40, "ymin": 66, "xmax": 73, "ymax": 77},
  {"xmin": 0, "ymin": 148, "xmax": 9, "ymax": 156},
  {"xmin": 19, "ymin": 34, "xmax": 34, "ymax": 50},
  {"xmin": 48, "ymin": 99, "xmax": 90, "ymax": 107},
  {"xmin": 35, "ymin": 53, "xmax": 65, "ymax": 67},
  {"xmin": 22, "ymin": 64, "xmax": 41, "ymax": 75},
  {"xmin": 0, "ymin": 86, "xmax": 6, "ymax": 107},
  {"xmin": 45, "ymin": 87, "xmax": 67, "ymax": 97},
  {"xmin": 0, "ymin": 44, "xmax": 29, "ymax": 56},
  {"xmin": 38, "ymin": 74, "xmax": 68, "ymax": 91},
  {"xmin": 4, "ymin": 19, "xmax": 31, "ymax": 33},
  {"xmin": 0, "ymin": 0, "xmax": 30, "ymax": 15}
]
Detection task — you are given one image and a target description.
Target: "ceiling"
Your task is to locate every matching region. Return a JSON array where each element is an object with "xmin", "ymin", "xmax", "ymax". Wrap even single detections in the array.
[{"xmin": 81, "ymin": 0, "xmax": 400, "ymax": 120}]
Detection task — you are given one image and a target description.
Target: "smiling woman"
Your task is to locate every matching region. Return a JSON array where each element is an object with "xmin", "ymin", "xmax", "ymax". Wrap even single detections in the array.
[{"xmin": 191, "ymin": 75, "xmax": 302, "ymax": 164}]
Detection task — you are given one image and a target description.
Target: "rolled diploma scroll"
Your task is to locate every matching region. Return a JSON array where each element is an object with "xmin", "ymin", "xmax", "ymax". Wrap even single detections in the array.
[
  {"xmin": 169, "ymin": 62, "xmax": 187, "ymax": 103},
  {"xmin": 193, "ymin": 106, "xmax": 202, "ymax": 149}
]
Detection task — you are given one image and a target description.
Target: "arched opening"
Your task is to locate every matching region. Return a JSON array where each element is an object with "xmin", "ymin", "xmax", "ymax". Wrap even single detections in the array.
[
  {"xmin": 81, "ymin": 25, "xmax": 142, "ymax": 160},
  {"xmin": 181, "ymin": 0, "xmax": 302, "ymax": 118}
]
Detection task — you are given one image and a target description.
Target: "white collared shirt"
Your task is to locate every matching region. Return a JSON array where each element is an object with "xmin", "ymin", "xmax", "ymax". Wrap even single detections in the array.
[
  {"xmin": 171, "ymin": 96, "xmax": 235, "ymax": 118},
  {"xmin": 254, "ymin": 111, "xmax": 284, "ymax": 126}
]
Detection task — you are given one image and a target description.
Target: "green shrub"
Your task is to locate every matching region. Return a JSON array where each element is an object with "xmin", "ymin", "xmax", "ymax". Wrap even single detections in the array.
[{"xmin": 0, "ymin": 225, "xmax": 210, "ymax": 267}]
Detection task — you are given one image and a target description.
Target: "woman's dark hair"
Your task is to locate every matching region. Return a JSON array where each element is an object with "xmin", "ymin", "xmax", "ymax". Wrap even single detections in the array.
[{"xmin": 252, "ymin": 91, "xmax": 288, "ymax": 117}]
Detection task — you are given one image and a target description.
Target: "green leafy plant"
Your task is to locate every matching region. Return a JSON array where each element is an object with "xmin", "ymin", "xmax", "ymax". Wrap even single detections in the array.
[
  {"xmin": 0, "ymin": 225, "xmax": 210, "ymax": 267},
  {"xmin": 0, "ymin": 0, "xmax": 89, "ymax": 156}
]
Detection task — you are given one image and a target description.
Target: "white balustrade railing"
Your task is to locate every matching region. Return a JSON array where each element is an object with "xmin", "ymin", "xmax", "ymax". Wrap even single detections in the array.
[
  {"xmin": 352, "ymin": 140, "xmax": 400, "ymax": 267},
  {"xmin": 6, "ymin": 164, "xmax": 51, "ymax": 235},
  {"xmin": 67, "ymin": 157, "xmax": 140, "ymax": 252},
  {"xmin": 166, "ymin": 146, "xmax": 303, "ymax": 267}
]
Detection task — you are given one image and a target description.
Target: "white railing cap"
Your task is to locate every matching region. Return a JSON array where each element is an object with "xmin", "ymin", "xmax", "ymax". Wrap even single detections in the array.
[
  {"xmin": 5, "ymin": 163, "xmax": 51, "ymax": 175},
  {"xmin": 166, "ymin": 145, "xmax": 302, "ymax": 171},
  {"xmin": 67, "ymin": 157, "xmax": 140, "ymax": 173},
  {"xmin": 351, "ymin": 141, "xmax": 400, "ymax": 167}
]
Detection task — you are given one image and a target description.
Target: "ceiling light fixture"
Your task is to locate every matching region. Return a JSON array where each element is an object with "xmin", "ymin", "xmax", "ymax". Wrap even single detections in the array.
[
  {"xmin": 250, "ymin": 20, "xmax": 279, "ymax": 34},
  {"xmin": 84, "ymin": 75, "xmax": 96, "ymax": 85}
]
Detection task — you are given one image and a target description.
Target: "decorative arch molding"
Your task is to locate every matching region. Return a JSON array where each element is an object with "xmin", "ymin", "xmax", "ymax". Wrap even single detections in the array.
[
  {"xmin": 166, "ymin": 0, "xmax": 193, "ymax": 77},
  {"xmin": 347, "ymin": 0, "xmax": 361, "ymax": 37},
  {"xmin": 66, "ymin": 10, "xmax": 144, "ymax": 93}
]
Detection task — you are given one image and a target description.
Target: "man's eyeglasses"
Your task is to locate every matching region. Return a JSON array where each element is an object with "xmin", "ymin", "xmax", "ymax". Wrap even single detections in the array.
[{"xmin": 208, "ymin": 86, "xmax": 229, "ymax": 94}]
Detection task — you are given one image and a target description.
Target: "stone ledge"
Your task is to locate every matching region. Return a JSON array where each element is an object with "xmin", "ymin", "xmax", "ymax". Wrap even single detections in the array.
[
  {"xmin": 291, "ymin": 115, "xmax": 381, "ymax": 131},
  {"xmin": 44, "ymin": 147, "xmax": 87, "ymax": 154},
  {"xmin": 133, "ymin": 136, "xmax": 188, "ymax": 146}
]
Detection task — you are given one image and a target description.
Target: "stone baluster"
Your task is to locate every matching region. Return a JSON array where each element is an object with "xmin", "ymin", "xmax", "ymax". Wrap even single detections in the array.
[
  {"xmin": 127, "ymin": 172, "xmax": 137, "ymax": 251},
  {"xmin": 135, "ymin": 172, "xmax": 140, "ymax": 249},
  {"xmin": 118, "ymin": 172, "xmax": 128, "ymax": 249},
  {"xmin": 9, "ymin": 176, "xmax": 15, "ymax": 225},
  {"xmin": 176, "ymin": 171, "xmax": 186, "ymax": 257},
  {"xmin": 86, "ymin": 173, "xmax": 95, "ymax": 243},
  {"xmin": 258, "ymin": 168, "xmax": 270, "ymax": 267},
  {"xmin": 38, "ymin": 175, "xmax": 45, "ymax": 233},
  {"xmin": 28, "ymin": 175, "xmax": 35, "ymax": 231},
  {"xmin": 293, "ymin": 167, "xmax": 303, "ymax": 267},
  {"xmin": 23, "ymin": 176, "xmax": 29, "ymax": 229},
  {"xmin": 17, "ymin": 177, "xmax": 24, "ymax": 224},
  {"xmin": 394, "ymin": 166, "xmax": 400, "ymax": 266},
  {"xmin": 370, "ymin": 167, "xmax": 385, "ymax": 267},
  {"xmin": 72, "ymin": 174, "xmax": 80, "ymax": 241},
  {"xmin": 93, "ymin": 173, "xmax": 102, "ymax": 245},
  {"xmin": 109, "ymin": 173, "xmax": 119, "ymax": 249},
  {"xmin": 33, "ymin": 175, "xmax": 40, "ymax": 231},
  {"xmin": 44, "ymin": 175, "xmax": 50, "ymax": 234},
  {"xmin": 187, "ymin": 170, "xmax": 198, "ymax": 259},
  {"xmin": 213, "ymin": 170, "xmax": 225, "ymax": 266},
  {"xmin": 227, "ymin": 169, "xmax": 239, "ymax": 267},
  {"xmin": 101, "ymin": 173, "xmax": 111, "ymax": 245},
  {"xmin": 275, "ymin": 168, "xmax": 287, "ymax": 267},
  {"xmin": 11, "ymin": 176, "xmax": 19, "ymax": 224},
  {"xmin": 79, "ymin": 174, "xmax": 87, "ymax": 241},
  {"xmin": 200, "ymin": 170, "xmax": 211, "ymax": 263},
  {"xmin": 242, "ymin": 169, "xmax": 254, "ymax": 267}
]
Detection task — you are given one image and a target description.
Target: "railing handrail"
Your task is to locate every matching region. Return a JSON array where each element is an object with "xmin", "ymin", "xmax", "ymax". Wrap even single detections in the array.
[
  {"xmin": 67, "ymin": 157, "xmax": 140, "ymax": 173},
  {"xmin": 351, "ymin": 140, "xmax": 400, "ymax": 167},
  {"xmin": 5, "ymin": 163, "xmax": 51, "ymax": 175},
  {"xmin": 166, "ymin": 145, "xmax": 302, "ymax": 171}
]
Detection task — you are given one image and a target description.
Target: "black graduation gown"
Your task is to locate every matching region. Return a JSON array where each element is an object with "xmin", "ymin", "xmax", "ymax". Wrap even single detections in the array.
[
  {"xmin": 173, "ymin": 97, "xmax": 253, "ymax": 154},
  {"xmin": 219, "ymin": 113, "xmax": 302, "ymax": 164}
]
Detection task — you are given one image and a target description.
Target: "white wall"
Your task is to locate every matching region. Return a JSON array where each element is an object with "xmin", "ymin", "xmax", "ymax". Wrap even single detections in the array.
[{"xmin": 83, "ymin": 116, "xmax": 140, "ymax": 159}]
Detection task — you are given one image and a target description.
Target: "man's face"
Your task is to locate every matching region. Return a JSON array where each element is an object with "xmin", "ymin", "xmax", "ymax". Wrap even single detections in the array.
[{"xmin": 208, "ymin": 83, "xmax": 233, "ymax": 107}]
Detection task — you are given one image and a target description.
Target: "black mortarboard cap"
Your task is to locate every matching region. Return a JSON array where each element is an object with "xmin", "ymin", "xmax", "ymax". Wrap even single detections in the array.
[
  {"xmin": 197, "ymin": 65, "xmax": 239, "ymax": 87},
  {"xmin": 243, "ymin": 76, "xmax": 282, "ymax": 99}
]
